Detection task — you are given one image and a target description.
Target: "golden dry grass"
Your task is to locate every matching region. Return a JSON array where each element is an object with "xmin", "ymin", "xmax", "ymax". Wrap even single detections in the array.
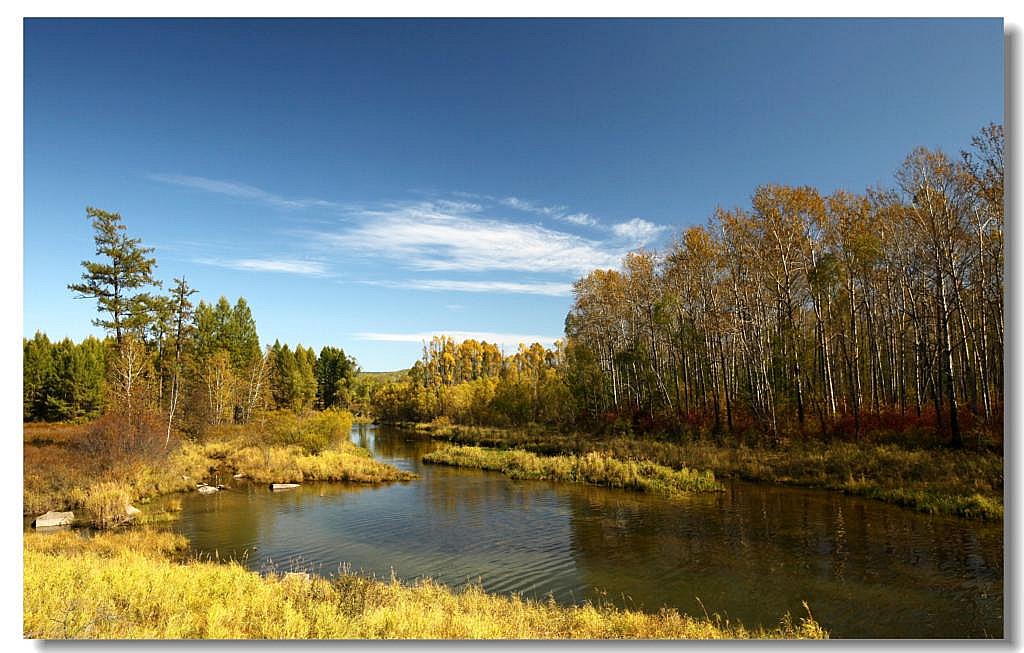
[
  {"xmin": 24, "ymin": 530, "xmax": 826, "ymax": 640},
  {"xmin": 227, "ymin": 441, "xmax": 416, "ymax": 483},
  {"xmin": 423, "ymin": 445, "xmax": 721, "ymax": 495}
]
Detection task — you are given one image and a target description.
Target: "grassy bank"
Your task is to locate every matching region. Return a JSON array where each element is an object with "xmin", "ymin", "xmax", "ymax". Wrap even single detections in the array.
[
  {"xmin": 24, "ymin": 410, "xmax": 414, "ymax": 527},
  {"xmin": 415, "ymin": 423, "xmax": 1002, "ymax": 520},
  {"xmin": 24, "ymin": 530, "xmax": 826, "ymax": 639},
  {"xmin": 24, "ymin": 422, "xmax": 210, "ymax": 523},
  {"xmin": 423, "ymin": 445, "xmax": 722, "ymax": 496},
  {"xmin": 204, "ymin": 411, "xmax": 416, "ymax": 484},
  {"xmin": 225, "ymin": 443, "xmax": 416, "ymax": 484}
]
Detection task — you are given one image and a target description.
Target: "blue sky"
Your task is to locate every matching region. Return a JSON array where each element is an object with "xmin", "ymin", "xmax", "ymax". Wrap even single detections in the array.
[{"xmin": 24, "ymin": 18, "xmax": 1003, "ymax": 371}]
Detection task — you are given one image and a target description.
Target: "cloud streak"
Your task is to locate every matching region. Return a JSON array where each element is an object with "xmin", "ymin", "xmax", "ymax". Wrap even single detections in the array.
[
  {"xmin": 354, "ymin": 330, "xmax": 560, "ymax": 348},
  {"xmin": 366, "ymin": 279, "xmax": 573, "ymax": 297},
  {"xmin": 562, "ymin": 212, "xmax": 598, "ymax": 227},
  {"xmin": 196, "ymin": 257, "xmax": 330, "ymax": 276},
  {"xmin": 323, "ymin": 202, "xmax": 623, "ymax": 275},
  {"xmin": 501, "ymin": 196, "xmax": 598, "ymax": 227},
  {"xmin": 150, "ymin": 173, "xmax": 342, "ymax": 211}
]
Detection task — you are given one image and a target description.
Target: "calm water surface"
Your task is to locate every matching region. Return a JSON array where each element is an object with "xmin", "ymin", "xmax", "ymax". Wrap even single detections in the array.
[{"xmin": 162, "ymin": 424, "xmax": 1003, "ymax": 638}]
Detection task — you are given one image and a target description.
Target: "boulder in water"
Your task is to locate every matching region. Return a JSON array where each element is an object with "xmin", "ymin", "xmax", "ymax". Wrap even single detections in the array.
[{"xmin": 32, "ymin": 511, "xmax": 74, "ymax": 528}]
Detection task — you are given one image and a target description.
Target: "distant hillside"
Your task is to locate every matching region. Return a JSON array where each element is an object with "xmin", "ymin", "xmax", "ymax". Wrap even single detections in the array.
[{"xmin": 358, "ymin": 370, "xmax": 409, "ymax": 383}]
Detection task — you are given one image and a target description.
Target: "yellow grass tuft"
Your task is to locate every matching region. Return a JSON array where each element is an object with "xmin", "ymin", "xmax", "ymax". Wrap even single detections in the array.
[{"xmin": 423, "ymin": 445, "xmax": 722, "ymax": 495}]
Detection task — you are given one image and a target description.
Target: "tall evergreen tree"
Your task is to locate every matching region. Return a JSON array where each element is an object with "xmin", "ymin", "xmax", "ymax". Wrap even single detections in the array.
[
  {"xmin": 68, "ymin": 207, "xmax": 159, "ymax": 344},
  {"xmin": 166, "ymin": 278, "xmax": 198, "ymax": 442},
  {"xmin": 23, "ymin": 332, "xmax": 54, "ymax": 421},
  {"xmin": 316, "ymin": 346, "xmax": 357, "ymax": 409}
]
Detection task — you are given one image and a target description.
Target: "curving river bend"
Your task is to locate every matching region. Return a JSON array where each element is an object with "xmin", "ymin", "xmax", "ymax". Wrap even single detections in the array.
[{"xmin": 161, "ymin": 424, "xmax": 1003, "ymax": 638}]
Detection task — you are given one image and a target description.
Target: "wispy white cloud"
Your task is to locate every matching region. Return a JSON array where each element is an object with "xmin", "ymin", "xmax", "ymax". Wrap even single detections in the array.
[
  {"xmin": 149, "ymin": 173, "xmax": 342, "ymax": 211},
  {"xmin": 154, "ymin": 176, "xmax": 671, "ymax": 289},
  {"xmin": 500, "ymin": 195, "xmax": 602, "ymax": 228},
  {"xmin": 435, "ymin": 199, "xmax": 484, "ymax": 213},
  {"xmin": 196, "ymin": 257, "xmax": 329, "ymax": 276},
  {"xmin": 612, "ymin": 217, "xmax": 669, "ymax": 245},
  {"xmin": 562, "ymin": 212, "xmax": 598, "ymax": 227},
  {"xmin": 366, "ymin": 278, "xmax": 573, "ymax": 297},
  {"xmin": 500, "ymin": 196, "xmax": 567, "ymax": 217},
  {"xmin": 354, "ymin": 331, "xmax": 559, "ymax": 348},
  {"xmin": 322, "ymin": 202, "xmax": 623, "ymax": 275}
]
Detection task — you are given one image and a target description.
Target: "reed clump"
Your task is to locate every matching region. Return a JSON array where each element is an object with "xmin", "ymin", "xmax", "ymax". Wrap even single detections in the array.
[
  {"xmin": 423, "ymin": 446, "xmax": 722, "ymax": 495},
  {"xmin": 24, "ymin": 530, "xmax": 826, "ymax": 640},
  {"xmin": 203, "ymin": 409, "xmax": 415, "ymax": 483},
  {"xmin": 71, "ymin": 481, "xmax": 133, "ymax": 529},
  {"xmin": 227, "ymin": 441, "xmax": 416, "ymax": 484}
]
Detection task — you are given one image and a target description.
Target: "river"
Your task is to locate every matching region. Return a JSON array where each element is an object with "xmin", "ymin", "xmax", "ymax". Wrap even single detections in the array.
[{"xmin": 161, "ymin": 424, "xmax": 1003, "ymax": 638}]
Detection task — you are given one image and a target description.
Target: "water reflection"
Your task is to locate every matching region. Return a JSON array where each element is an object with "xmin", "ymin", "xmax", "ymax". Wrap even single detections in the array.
[{"xmin": 161, "ymin": 424, "xmax": 1002, "ymax": 638}]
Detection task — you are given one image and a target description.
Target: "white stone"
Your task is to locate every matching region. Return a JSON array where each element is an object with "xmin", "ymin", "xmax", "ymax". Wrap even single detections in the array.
[{"xmin": 33, "ymin": 511, "xmax": 74, "ymax": 528}]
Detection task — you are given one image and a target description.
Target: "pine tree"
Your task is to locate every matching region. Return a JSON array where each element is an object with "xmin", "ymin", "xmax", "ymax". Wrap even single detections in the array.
[
  {"xmin": 316, "ymin": 346, "xmax": 356, "ymax": 409},
  {"xmin": 23, "ymin": 332, "xmax": 54, "ymax": 420},
  {"xmin": 68, "ymin": 207, "xmax": 159, "ymax": 344}
]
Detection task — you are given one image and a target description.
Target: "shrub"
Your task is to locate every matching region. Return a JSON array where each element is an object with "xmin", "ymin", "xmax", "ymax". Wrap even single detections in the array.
[
  {"xmin": 254, "ymin": 409, "xmax": 354, "ymax": 454},
  {"xmin": 81, "ymin": 410, "xmax": 169, "ymax": 465}
]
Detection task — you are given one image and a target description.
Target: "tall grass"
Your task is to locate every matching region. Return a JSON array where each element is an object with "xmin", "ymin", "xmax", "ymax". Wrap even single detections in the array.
[
  {"xmin": 24, "ymin": 530, "xmax": 826, "ymax": 639},
  {"xmin": 422, "ymin": 424, "xmax": 1003, "ymax": 519},
  {"xmin": 227, "ymin": 441, "xmax": 416, "ymax": 484},
  {"xmin": 71, "ymin": 481, "xmax": 133, "ymax": 529},
  {"xmin": 423, "ymin": 446, "xmax": 722, "ymax": 495}
]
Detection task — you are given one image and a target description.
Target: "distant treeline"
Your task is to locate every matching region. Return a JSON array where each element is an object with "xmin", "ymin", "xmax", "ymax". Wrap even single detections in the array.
[
  {"xmin": 373, "ymin": 124, "xmax": 1004, "ymax": 447},
  {"xmin": 23, "ymin": 308, "xmax": 360, "ymax": 430},
  {"xmin": 23, "ymin": 334, "xmax": 106, "ymax": 422},
  {"xmin": 371, "ymin": 338, "xmax": 565, "ymax": 426}
]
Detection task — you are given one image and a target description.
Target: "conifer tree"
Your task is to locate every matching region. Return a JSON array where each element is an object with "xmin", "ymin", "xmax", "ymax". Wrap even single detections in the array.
[{"xmin": 68, "ymin": 207, "xmax": 159, "ymax": 344}]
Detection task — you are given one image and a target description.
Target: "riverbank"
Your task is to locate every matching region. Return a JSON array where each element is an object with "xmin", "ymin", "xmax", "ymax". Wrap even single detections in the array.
[
  {"xmin": 423, "ymin": 445, "xmax": 722, "ymax": 496},
  {"xmin": 23, "ymin": 529, "xmax": 826, "ymax": 639},
  {"xmin": 24, "ymin": 411, "xmax": 414, "ymax": 527},
  {"xmin": 408, "ymin": 422, "xmax": 1003, "ymax": 520}
]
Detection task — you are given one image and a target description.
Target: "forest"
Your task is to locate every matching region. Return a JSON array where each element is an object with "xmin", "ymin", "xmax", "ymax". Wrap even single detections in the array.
[
  {"xmin": 23, "ymin": 205, "xmax": 367, "ymax": 442},
  {"xmin": 370, "ymin": 124, "xmax": 1004, "ymax": 450}
]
